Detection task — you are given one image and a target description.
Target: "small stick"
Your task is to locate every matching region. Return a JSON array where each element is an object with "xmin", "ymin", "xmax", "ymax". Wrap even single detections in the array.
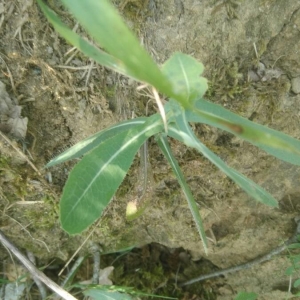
[
  {"xmin": 84, "ymin": 60, "xmax": 94, "ymax": 87},
  {"xmin": 58, "ymin": 220, "xmax": 100, "ymax": 276},
  {"xmin": 253, "ymin": 42, "xmax": 258, "ymax": 60},
  {"xmin": 180, "ymin": 219, "xmax": 300, "ymax": 287},
  {"xmin": 0, "ymin": 230, "xmax": 77, "ymax": 300},
  {"xmin": 138, "ymin": 142, "xmax": 148, "ymax": 201},
  {"xmin": 0, "ymin": 131, "xmax": 41, "ymax": 176},
  {"xmin": 27, "ymin": 251, "xmax": 47, "ymax": 299},
  {"xmin": 61, "ymin": 257, "xmax": 85, "ymax": 288},
  {"xmin": 54, "ymin": 65, "xmax": 97, "ymax": 70},
  {"xmin": 90, "ymin": 243, "xmax": 101, "ymax": 284},
  {"xmin": 0, "ymin": 55, "xmax": 17, "ymax": 95}
]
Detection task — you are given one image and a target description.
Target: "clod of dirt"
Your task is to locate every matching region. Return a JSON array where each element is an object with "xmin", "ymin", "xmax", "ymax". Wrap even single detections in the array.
[{"xmin": 0, "ymin": 81, "xmax": 28, "ymax": 140}]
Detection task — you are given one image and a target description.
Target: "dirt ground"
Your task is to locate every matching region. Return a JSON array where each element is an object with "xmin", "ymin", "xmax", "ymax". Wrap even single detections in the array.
[{"xmin": 1, "ymin": 0, "xmax": 300, "ymax": 299}]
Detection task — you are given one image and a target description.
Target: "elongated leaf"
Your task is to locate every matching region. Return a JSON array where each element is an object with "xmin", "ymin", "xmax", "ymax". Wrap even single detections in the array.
[
  {"xmin": 294, "ymin": 278, "xmax": 300, "ymax": 288},
  {"xmin": 157, "ymin": 134, "xmax": 208, "ymax": 254},
  {"xmin": 84, "ymin": 289, "xmax": 132, "ymax": 300},
  {"xmin": 161, "ymin": 52, "xmax": 208, "ymax": 103},
  {"xmin": 60, "ymin": 115, "xmax": 163, "ymax": 234},
  {"xmin": 58, "ymin": 0, "xmax": 187, "ymax": 104},
  {"xmin": 46, "ymin": 117, "xmax": 147, "ymax": 167},
  {"xmin": 83, "ymin": 285, "xmax": 177, "ymax": 300},
  {"xmin": 168, "ymin": 113, "xmax": 278, "ymax": 207},
  {"xmin": 36, "ymin": 0, "xmax": 135, "ymax": 77},
  {"xmin": 288, "ymin": 243, "xmax": 300, "ymax": 249},
  {"xmin": 234, "ymin": 292, "xmax": 257, "ymax": 300},
  {"xmin": 185, "ymin": 98, "xmax": 300, "ymax": 165}
]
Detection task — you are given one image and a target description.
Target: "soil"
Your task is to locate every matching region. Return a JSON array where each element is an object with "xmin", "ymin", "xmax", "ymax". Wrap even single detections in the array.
[{"xmin": 1, "ymin": 0, "xmax": 300, "ymax": 299}]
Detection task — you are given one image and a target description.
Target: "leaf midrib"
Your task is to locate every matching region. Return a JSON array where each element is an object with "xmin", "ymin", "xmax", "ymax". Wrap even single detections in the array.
[{"xmin": 63, "ymin": 121, "xmax": 161, "ymax": 223}]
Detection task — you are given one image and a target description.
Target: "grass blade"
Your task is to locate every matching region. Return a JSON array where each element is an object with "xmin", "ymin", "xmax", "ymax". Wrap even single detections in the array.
[
  {"xmin": 59, "ymin": 0, "xmax": 180, "ymax": 101},
  {"xmin": 186, "ymin": 98, "xmax": 300, "ymax": 165},
  {"xmin": 36, "ymin": 0, "xmax": 136, "ymax": 77},
  {"xmin": 60, "ymin": 115, "xmax": 163, "ymax": 234},
  {"xmin": 83, "ymin": 285, "xmax": 177, "ymax": 300},
  {"xmin": 38, "ymin": 0, "xmax": 213, "ymax": 108},
  {"xmin": 157, "ymin": 134, "xmax": 208, "ymax": 254},
  {"xmin": 84, "ymin": 289, "xmax": 132, "ymax": 300},
  {"xmin": 46, "ymin": 118, "xmax": 148, "ymax": 167},
  {"xmin": 168, "ymin": 120, "xmax": 278, "ymax": 207},
  {"xmin": 234, "ymin": 292, "xmax": 258, "ymax": 300}
]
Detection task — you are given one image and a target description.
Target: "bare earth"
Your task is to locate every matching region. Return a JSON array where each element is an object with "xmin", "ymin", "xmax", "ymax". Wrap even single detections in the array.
[{"xmin": 1, "ymin": 0, "xmax": 300, "ymax": 299}]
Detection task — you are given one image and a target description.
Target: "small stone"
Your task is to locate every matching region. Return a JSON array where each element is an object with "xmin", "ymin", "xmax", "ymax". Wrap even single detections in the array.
[
  {"xmin": 46, "ymin": 46, "xmax": 53, "ymax": 54},
  {"xmin": 248, "ymin": 70, "xmax": 260, "ymax": 82},
  {"xmin": 291, "ymin": 77, "xmax": 300, "ymax": 94}
]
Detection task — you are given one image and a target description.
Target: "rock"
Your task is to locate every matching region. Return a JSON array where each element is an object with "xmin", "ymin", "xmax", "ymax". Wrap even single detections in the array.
[{"xmin": 291, "ymin": 77, "xmax": 300, "ymax": 94}]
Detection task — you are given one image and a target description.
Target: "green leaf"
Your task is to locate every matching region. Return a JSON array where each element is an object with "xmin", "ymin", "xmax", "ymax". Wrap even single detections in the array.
[
  {"xmin": 36, "ymin": 0, "xmax": 135, "ymax": 77},
  {"xmin": 46, "ymin": 118, "xmax": 148, "ymax": 168},
  {"xmin": 290, "ymin": 256, "xmax": 300, "ymax": 265},
  {"xmin": 157, "ymin": 134, "xmax": 208, "ymax": 254},
  {"xmin": 168, "ymin": 106, "xmax": 278, "ymax": 207},
  {"xmin": 60, "ymin": 115, "xmax": 163, "ymax": 234},
  {"xmin": 286, "ymin": 265, "xmax": 295, "ymax": 276},
  {"xmin": 294, "ymin": 278, "xmax": 300, "ymax": 288},
  {"xmin": 162, "ymin": 52, "xmax": 208, "ymax": 103},
  {"xmin": 186, "ymin": 98, "xmax": 300, "ymax": 165},
  {"xmin": 84, "ymin": 289, "xmax": 132, "ymax": 300},
  {"xmin": 83, "ymin": 285, "xmax": 177, "ymax": 300},
  {"xmin": 58, "ymin": 0, "xmax": 185, "ymax": 104},
  {"xmin": 37, "ymin": 0, "xmax": 208, "ymax": 107},
  {"xmin": 234, "ymin": 292, "xmax": 257, "ymax": 300},
  {"xmin": 288, "ymin": 243, "xmax": 300, "ymax": 249}
]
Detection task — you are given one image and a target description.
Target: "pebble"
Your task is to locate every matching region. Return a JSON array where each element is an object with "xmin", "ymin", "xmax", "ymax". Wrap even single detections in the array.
[{"xmin": 291, "ymin": 76, "xmax": 300, "ymax": 94}]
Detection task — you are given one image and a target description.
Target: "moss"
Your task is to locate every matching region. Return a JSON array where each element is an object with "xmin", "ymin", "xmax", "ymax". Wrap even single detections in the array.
[
  {"xmin": 0, "ymin": 155, "xmax": 29, "ymax": 201},
  {"xmin": 251, "ymin": 76, "xmax": 291, "ymax": 123},
  {"xmin": 207, "ymin": 60, "xmax": 250, "ymax": 103},
  {"xmin": 23, "ymin": 195, "xmax": 59, "ymax": 229},
  {"xmin": 105, "ymin": 86, "xmax": 116, "ymax": 99},
  {"xmin": 101, "ymin": 245, "xmax": 217, "ymax": 300}
]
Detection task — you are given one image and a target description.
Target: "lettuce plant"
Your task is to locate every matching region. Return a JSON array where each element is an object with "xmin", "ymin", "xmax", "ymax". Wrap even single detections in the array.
[{"xmin": 38, "ymin": 0, "xmax": 300, "ymax": 254}]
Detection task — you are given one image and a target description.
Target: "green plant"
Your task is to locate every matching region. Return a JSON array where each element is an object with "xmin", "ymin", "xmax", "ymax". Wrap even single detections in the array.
[
  {"xmin": 38, "ymin": 0, "xmax": 300, "ymax": 254},
  {"xmin": 233, "ymin": 292, "xmax": 257, "ymax": 300},
  {"xmin": 82, "ymin": 284, "xmax": 177, "ymax": 300},
  {"xmin": 286, "ymin": 237, "xmax": 300, "ymax": 296}
]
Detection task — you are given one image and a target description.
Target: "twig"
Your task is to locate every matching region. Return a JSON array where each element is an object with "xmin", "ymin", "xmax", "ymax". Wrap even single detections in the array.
[
  {"xmin": 2, "ymin": 214, "xmax": 50, "ymax": 253},
  {"xmin": 54, "ymin": 65, "xmax": 97, "ymax": 70},
  {"xmin": 58, "ymin": 220, "xmax": 100, "ymax": 276},
  {"xmin": 60, "ymin": 256, "xmax": 85, "ymax": 289},
  {"xmin": 0, "ymin": 230, "xmax": 77, "ymax": 300},
  {"xmin": 84, "ymin": 60, "xmax": 94, "ymax": 87},
  {"xmin": 0, "ymin": 131, "xmax": 41, "ymax": 176},
  {"xmin": 27, "ymin": 251, "xmax": 47, "ymax": 299},
  {"xmin": 137, "ymin": 142, "xmax": 148, "ymax": 202},
  {"xmin": 90, "ymin": 243, "xmax": 101, "ymax": 284},
  {"xmin": 180, "ymin": 219, "xmax": 300, "ymax": 287},
  {"xmin": 64, "ymin": 46, "xmax": 77, "ymax": 57},
  {"xmin": 0, "ymin": 54, "xmax": 17, "ymax": 95},
  {"xmin": 64, "ymin": 49, "xmax": 79, "ymax": 65}
]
